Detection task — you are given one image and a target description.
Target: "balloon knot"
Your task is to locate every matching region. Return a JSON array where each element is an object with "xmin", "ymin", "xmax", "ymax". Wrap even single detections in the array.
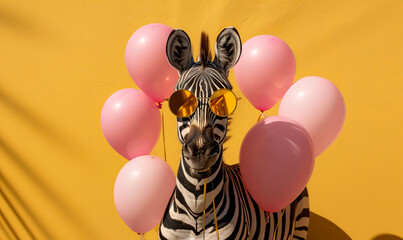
[{"xmin": 157, "ymin": 103, "xmax": 162, "ymax": 109}]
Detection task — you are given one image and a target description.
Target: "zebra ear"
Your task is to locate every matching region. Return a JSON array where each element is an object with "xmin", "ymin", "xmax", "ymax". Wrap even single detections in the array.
[
  {"xmin": 214, "ymin": 27, "xmax": 242, "ymax": 76},
  {"xmin": 166, "ymin": 29, "xmax": 194, "ymax": 73}
]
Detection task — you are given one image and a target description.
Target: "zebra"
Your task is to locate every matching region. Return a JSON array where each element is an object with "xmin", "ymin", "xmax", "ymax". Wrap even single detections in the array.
[{"xmin": 159, "ymin": 27, "xmax": 310, "ymax": 240}]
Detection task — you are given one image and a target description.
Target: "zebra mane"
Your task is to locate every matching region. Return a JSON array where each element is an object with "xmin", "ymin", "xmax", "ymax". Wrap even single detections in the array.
[
  {"xmin": 222, "ymin": 116, "xmax": 232, "ymax": 155},
  {"xmin": 200, "ymin": 32, "xmax": 211, "ymax": 68}
]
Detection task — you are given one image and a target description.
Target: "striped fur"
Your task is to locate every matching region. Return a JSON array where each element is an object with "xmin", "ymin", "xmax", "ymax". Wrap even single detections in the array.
[{"xmin": 160, "ymin": 28, "xmax": 309, "ymax": 240}]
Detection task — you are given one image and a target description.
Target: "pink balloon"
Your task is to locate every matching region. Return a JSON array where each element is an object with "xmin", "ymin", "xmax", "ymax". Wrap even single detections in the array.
[
  {"xmin": 234, "ymin": 35, "xmax": 296, "ymax": 111},
  {"xmin": 240, "ymin": 116, "xmax": 314, "ymax": 212},
  {"xmin": 114, "ymin": 155, "xmax": 176, "ymax": 233},
  {"xmin": 101, "ymin": 89, "xmax": 161, "ymax": 160},
  {"xmin": 125, "ymin": 23, "xmax": 178, "ymax": 103},
  {"xmin": 279, "ymin": 76, "xmax": 346, "ymax": 156}
]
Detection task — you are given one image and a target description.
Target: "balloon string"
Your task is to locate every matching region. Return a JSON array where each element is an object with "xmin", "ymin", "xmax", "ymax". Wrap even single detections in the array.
[
  {"xmin": 213, "ymin": 197, "xmax": 219, "ymax": 240},
  {"xmin": 202, "ymin": 179, "xmax": 219, "ymax": 239},
  {"xmin": 160, "ymin": 104, "xmax": 167, "ymax": 162},
  {"xmin": 203, "ymin": 178, "xmax": 207, "ymax": 240},
  {"xmin": 136, "ymin": 233, "xmax": 144, "ymax": 240},
  {"xmin": 273, "ymin": 209, "xmax": 285, "ymax": 239},
  {"xmin": 257, "ymin": 111, "xmax": 266, "ymax": 122}
]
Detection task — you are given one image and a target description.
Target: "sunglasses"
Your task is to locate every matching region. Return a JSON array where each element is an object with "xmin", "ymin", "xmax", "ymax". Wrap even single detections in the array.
[{"xmin": 168, "ymin": 89, "xmax": 240, "ymax": 118}]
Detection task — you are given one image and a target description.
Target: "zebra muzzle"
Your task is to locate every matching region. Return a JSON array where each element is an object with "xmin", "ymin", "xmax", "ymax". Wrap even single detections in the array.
[
  {"xmin": 183, "ymin": 125, "xmax": 220, "ymax": 178},
  {"xmin": 190, "ymin": 168, "xmax": 211, "ymax": 179}
]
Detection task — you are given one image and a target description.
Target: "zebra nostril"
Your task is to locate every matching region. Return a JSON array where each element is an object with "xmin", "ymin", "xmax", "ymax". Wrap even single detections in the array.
[
  {"xmin": 183, "ymin": 125, "xmax": 218, "ymax": 158},
  {"xmin": 184, "ymin": 137, "xmax": 219, "ymax": 158},
  {"xmin": 184, "ymin": 143, "xmax": 194, "ymax": 157}
]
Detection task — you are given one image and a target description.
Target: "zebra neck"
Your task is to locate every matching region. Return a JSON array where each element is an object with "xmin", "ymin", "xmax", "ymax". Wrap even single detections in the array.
[{"xmin": 175, "ymin": 154, "xmax": 224, "ymax": 216}]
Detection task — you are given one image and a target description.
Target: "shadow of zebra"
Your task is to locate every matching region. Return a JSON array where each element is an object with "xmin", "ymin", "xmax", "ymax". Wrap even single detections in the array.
[
  {"xmin": 307, "ymin": 212, "xmax": 351, "ymax": 240},
  {"xmin": 372, "ymin": 234, "xmax": 403, "ymax": 240}
]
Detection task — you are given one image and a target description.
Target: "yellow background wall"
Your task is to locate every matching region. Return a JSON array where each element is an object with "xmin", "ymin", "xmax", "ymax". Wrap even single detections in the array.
[{"xmin": 1, "ymin": 1, "xmax": 402, "ymax": 239}]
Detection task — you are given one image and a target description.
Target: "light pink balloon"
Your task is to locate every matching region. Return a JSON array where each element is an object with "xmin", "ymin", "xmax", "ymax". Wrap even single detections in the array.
[
  {"xmin": 234, "ymin": 35, "xmax": 296, "ymax": 111},
  {"xmin": 279, "ymin": 76, "xmax": 346, "ymax": 156},
  {"xmin": 240, "ymin": 116, "xmax": 314, "ymax": 213},
  {"xmin": 125, "ymin": 23, "xmax": 178, "ymax": 103},
  {"xmin": 101, "ymin": 89, "xmax": 161, "ymax": 160},
  {"xmin": 114, "ymin": 155, "xmax": 176, "ymax": 233}
]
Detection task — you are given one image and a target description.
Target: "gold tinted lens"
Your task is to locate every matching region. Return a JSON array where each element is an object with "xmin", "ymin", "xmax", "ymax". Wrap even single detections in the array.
[
  {"xmin": 209, "ymin": 89, "xmax": 237, "ymax": 117},
  {"xmin": 169, "ymin": 89, "xmax": 197, "ymax": 117}
]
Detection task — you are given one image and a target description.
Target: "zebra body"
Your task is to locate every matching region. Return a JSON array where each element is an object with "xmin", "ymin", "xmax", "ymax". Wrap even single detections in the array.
[{"xmin": 159, "ymin": 27, "xmax": 309, "ymax": 240}]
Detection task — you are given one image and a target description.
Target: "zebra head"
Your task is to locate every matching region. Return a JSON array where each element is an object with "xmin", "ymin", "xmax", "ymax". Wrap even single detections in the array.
[{"xmin": 166, "ymin": 27, "xmax": 242, "ymax": 179}]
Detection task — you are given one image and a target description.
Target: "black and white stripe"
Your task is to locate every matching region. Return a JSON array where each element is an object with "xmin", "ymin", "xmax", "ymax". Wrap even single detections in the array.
[
  {"xmin": 175, "ymin": 65, "xmax": 230, "ymax": 145},
  {"xmin": 160, "ymin": 27, "xmax": 309, "ymax": 240}
]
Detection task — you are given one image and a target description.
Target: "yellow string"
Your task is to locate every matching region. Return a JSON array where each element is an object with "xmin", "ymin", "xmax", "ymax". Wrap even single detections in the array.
[
  {"xmin": 160, "ymin": 106, "xmax": 167, "ymax": 162},
  {"xmin": 273, "ymin": 209, "xmax": 285, "ymax": 240},
  {"xmin": 202, "ymin": 178, "xmax": 220, "ymax": 240},
  {"xmin": 213, "ymin": 198, "xmax": 219, "ymax": 240},
  {"xmin": 203, "ymin": 179, "xmax": 207, "ymax": 240}
]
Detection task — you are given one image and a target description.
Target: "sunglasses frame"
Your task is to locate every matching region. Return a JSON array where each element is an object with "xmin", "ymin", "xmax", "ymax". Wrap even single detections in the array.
[{"xmin": 167, "ymin": 88, "xmax": 240, "ymax": 118}]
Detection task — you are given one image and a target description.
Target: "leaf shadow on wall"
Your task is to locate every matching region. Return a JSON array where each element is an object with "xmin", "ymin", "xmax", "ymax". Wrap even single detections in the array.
[
  {"xmin": 0, "ymin": 137, "xmax": 100, "ymax": 240},
  {"xmin": 0, "ymin": 6, "xmax": 43, "ymax": 36},
  {"xmin": 0, "ymin": 126, "xmax": 99, "ymax": 240},
  {"xmin": 307, "ymin": 212, "xmax": 352, "ymax": 240}
]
